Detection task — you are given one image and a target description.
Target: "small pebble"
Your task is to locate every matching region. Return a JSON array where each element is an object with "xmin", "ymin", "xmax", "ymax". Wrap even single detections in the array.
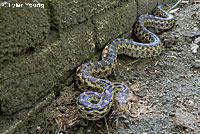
[
  {"xmin": 187, "ymin": 100, "xmax": 194, "ymax": 106},
  {"xmin": 192, "ymin": 63, "xmax": 200, "ymax": 69},
  {"xmin": 194, "ymin": 36, "xmax": 200, "ymax": 44},
  {"xmin": 169, "ymin": 112, "xmax": 175, "ymax": 116},
  {"xmin": 191, "ymin": 43, "xmax": 199, "ymax": 53},
  {"xmin": 36, "ymin": 126, "xmax": 41, "ymax": 132},
  {"xmin": 193, "ymin": 27, "xmax": 199, "ymax": 31}
]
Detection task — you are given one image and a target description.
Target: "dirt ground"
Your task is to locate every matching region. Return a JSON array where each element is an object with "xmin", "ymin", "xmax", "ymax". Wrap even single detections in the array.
[{"xmin": 14, "ymin": 3, "xmax": 200, "ymax": 134}]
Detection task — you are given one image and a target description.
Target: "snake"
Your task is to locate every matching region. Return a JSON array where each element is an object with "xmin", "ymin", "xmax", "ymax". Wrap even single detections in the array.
[{"xmin": 75, "ymin": 5, "xmax": 175, "ymax": 120}]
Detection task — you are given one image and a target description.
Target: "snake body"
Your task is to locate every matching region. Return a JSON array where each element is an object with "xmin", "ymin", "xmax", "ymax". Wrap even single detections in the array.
[{"xmin": 76, "ymin": 5, "xmax": 175, "ymax": 120}]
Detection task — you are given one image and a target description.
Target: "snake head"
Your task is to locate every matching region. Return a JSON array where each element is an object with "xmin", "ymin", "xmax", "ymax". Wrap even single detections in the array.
[{"xmin": 113, "ymin": 83, "xmax": 130, "ymax": 111}]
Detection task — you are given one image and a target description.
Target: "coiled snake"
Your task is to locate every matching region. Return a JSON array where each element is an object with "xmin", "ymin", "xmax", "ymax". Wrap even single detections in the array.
[{"xmin": 76, "ymin": 5, "xmax": 175, "ymax": 120}]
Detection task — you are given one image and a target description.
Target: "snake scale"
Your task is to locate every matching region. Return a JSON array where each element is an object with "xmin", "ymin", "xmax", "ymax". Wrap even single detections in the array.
[{"xmin": 76, "ymin": 5, "xmax": 175, "ymax": 120}]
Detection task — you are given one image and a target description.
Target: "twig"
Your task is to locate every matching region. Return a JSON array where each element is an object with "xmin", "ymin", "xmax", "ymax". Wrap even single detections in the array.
[
  {"xmin": 130, "ymin": 105, "xmax": 152, "ymax": 118},
  {"xmin": 126, "ymin": 59, "xmax": 141, "ymax": 66},
  {"xmin": 104, "ymin": 117, "xmax": 110, "ymax": 134},
  {"xmin": 168, "ymin": 0, "xmax": 182, "ymax": 11}
]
